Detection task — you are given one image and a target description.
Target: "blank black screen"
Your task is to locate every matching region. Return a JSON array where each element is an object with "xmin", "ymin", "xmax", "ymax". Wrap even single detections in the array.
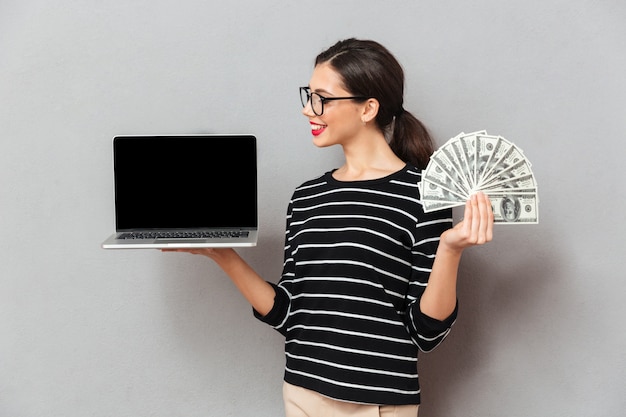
[{"xmin": 113, "ymin": 135, "xmax": 257, "ymax": 231}]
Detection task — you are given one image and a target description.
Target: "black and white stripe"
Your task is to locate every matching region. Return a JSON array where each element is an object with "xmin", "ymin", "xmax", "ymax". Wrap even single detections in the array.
[{"xmin": 256, "ymin": 165, "xmax": 455, "ymax": 405}]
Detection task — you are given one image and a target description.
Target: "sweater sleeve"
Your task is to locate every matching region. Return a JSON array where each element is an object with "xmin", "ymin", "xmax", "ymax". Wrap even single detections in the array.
[
  {"xmin": 252, "ymin": 198, "xmax": 296, "ymax": 336},
  {"xmin": 253, "ymin": 282, "xmax": 290, "ymax": 336},
  {"xmin": 408, "ymin": 299, "xmax": 458, "ymax": 352},
  {"xmin": 405, "ymin": 207, "xmax": 457, "ymax": 352}
]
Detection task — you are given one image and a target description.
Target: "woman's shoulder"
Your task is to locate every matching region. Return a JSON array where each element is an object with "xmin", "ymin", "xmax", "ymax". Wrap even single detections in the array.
[
  {"xmin": 291, "ymin": 164, "xmax": 421, "ymax": 196},
  {"xmin": 397, "ymin": 163, "xmax": 420, "ymax": 177},
  {"xmin": 292, "ymin": 170, "xmax": 334, "ymax": 194},
  {"xmin": 383, "ymin": 163, "xmax": 421, "ymax": 184}
]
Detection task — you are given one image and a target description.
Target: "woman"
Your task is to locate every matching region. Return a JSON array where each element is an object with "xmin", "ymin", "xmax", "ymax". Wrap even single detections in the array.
[{"xmin": 166, "ymin": 38, "xmax": 493, "ymax": 417}]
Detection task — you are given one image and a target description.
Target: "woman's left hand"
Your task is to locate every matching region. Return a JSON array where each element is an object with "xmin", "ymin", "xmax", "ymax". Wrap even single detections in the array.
[{"xmin": 440, "ymin": 191, "xmax": 494, "ymax": 253}]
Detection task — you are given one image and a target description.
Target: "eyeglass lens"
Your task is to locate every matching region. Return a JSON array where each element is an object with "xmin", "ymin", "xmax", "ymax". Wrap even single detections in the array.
[{"xmin": 300, "ymin": 88, "xmax": 323, "ymax": 115}]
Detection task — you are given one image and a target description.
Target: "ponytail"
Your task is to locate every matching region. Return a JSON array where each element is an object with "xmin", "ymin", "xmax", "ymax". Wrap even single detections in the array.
[{"xmin": 388, "ymin": 109, "xmax": 434, "ymax": 170}]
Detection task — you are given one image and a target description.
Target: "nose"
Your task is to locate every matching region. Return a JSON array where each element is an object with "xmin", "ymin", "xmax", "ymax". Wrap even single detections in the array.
[{"xmin": 301, "ymin": 99, "xmax": 315, "ymax": 117}]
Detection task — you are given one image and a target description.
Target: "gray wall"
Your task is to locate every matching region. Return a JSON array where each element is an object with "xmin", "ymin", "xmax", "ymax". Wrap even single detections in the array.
[{"xmin": 1, "ymin": 1, "xmax": 624, "ymax": 416}]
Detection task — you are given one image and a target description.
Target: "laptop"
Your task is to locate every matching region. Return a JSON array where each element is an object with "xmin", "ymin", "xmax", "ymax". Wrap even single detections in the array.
[{"xmin": 102, "ymin": 134, "xmax": 258, "ymax": 249}]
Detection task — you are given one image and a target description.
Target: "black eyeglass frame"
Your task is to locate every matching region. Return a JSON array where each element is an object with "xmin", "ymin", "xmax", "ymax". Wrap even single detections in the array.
[{"xmin": 299, "ymin": 86, "xmax": 368, "ymax": 116}]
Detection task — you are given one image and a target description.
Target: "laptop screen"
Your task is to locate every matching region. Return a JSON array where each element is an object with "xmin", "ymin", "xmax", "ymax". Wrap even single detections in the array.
[{"xmin": 113, "ymin": 135, "xmax": 257, "ymax": 231}]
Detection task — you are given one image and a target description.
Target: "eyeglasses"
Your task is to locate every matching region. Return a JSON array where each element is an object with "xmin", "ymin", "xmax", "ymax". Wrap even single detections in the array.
[{"xmin": 299, "ymin": 86, "xmax": 367, "ymax": 116}]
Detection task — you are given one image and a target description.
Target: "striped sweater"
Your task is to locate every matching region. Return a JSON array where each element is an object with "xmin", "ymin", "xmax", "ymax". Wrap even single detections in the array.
[{"xmin": 255, "ymin": 164, "xmax": 456, "ymax": 405}]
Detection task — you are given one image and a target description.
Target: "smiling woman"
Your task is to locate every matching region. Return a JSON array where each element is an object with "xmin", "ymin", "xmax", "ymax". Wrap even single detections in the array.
[{"xmin": 164, "ymin": 38, "xmax": 494, "ymax": 417}]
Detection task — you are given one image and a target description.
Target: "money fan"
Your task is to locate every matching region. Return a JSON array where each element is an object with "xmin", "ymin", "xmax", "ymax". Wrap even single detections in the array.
[{"xmin": 418, "ymin": 130, "xmax": 539, "ymax": 224}]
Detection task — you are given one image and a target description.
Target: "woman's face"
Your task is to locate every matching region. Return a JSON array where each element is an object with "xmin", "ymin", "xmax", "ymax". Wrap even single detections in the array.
[{"xmin": 302, "ymin": 62, "xmax": 365, "ymax": 148}]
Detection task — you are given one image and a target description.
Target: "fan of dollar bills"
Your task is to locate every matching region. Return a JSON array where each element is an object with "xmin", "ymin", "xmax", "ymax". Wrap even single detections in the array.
[{"xmin": 418, "ymin": 130, "xmax": 539, "ymax": 224}]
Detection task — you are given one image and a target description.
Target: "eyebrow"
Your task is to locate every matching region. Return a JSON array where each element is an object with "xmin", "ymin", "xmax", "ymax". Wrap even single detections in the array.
[{"xmin": 311, "ymin": 87, "xmax": 336, "ymax": 96}]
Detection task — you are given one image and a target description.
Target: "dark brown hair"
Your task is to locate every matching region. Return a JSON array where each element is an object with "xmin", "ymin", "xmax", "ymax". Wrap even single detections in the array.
[{"xmin": 315, "ymin": 38, "xmax": 434, "ymax": 169}]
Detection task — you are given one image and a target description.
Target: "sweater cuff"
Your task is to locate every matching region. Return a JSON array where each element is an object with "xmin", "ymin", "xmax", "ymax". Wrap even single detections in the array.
[
  {"xmin": 414, "ymin": 300, "xmax": 458, "ymax": 334},
  {"xmin": 253, "ymin": 282, "xmax": 288, "ymax": 327}
]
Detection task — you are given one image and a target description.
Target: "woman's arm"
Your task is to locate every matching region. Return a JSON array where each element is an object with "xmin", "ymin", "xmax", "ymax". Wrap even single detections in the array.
[
  {"xmin": 162, "ymin": 248, "xmax": 276, "ymax": 316},
  {"xmin": 419, "ymin": 192, "xmax": 494, "ymax": 320}
]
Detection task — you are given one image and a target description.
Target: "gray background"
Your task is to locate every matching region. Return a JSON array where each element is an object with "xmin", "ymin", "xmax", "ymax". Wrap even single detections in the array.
[{"xmin": 1, "ymin": 1, "xmax": 624, "ymax": 416}]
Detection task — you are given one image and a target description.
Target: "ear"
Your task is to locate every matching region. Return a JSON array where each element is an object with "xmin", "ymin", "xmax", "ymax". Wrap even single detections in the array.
[{"xmin": 360, "ymin": 98, "xmax": 380, "ymax": 124}]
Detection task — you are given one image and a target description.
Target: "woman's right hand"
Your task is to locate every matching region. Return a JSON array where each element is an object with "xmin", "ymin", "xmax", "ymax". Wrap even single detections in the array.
[{"xmin": 161, "ymin": 247, "xmax": 235, "ymax": 261}]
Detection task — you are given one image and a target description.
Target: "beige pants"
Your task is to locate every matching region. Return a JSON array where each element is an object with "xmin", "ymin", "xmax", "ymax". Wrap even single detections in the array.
[{"xmin": 283, "ymin": 382, "xmax": 419, "ymax": 417}]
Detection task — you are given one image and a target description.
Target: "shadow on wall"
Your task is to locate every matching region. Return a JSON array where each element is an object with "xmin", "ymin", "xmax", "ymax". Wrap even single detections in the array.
[{"xmin": 417, "ymin": 225, "xmax": 561, "ymax": 416}]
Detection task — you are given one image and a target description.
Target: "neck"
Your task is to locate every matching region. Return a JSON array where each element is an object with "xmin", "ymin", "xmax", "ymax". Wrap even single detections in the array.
[{"xmin": 333, "ymin": 132, "xmax": 405, "ymax": 181}]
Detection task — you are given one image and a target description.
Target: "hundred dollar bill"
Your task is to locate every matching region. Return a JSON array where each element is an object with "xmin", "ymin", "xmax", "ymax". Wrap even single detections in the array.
[
  {"xmin": 481, "ymin": 172, "xmax": 537, "ymax": 192},
  {"xmin": 475, "ymin": 133, "xmax": 500, "ymax": 185},
  {"xmin": 480, "ymin": 157, "xmax": 533, "ymax": 190},
  {"xmin": 479, "ymin": 141, "xmax": 528, "ymax": 188},
  {"xmin": 421, "ymin": 198, "xmax": 466, "ymax": 213},
  {"xmin": 477, "ymin": 136, "xmax": 513, "ymax": 186},
  {"xmin": 490, "ymin": 194, "xmax": 539, "ymax": 224},
  {"xmin": 419, "ymin": 177, "xmax": 467, "ymax": 202},
  {"xmin": 459, "ymin": 131, "xmax": 479, "ymax": 187},
  {"xmin": 421, "ymin": 160, "xmax": 469, "ymax": 198},
  {"xmin": 485, "ymin": 187, "xmax": 537, "ymax": 196},
  {"xmin": 419, "ymin": 176, "xmax": 467, "ymax": 213},
  {"xmin": 449, "ymin": 138, "xmax": 475, "ymax": 192},
  {"xmin": 438, "ymin": 142, "xmax": 473, "ymax": 193},
  {"xmin": 426, "ymin": 153, "xmax": 470, "ymax": 196}
]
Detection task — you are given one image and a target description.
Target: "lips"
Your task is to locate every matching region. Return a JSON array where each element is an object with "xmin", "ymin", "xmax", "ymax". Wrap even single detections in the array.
[{"xmin": 310, "ymin": 122, "xmax": 326, "ymax": 137}]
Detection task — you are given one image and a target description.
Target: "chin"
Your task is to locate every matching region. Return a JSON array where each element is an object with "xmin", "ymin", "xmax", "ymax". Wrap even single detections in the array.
[{"xmin": 312, "ymin": 136, "xmax": 336, "ymax": 148}]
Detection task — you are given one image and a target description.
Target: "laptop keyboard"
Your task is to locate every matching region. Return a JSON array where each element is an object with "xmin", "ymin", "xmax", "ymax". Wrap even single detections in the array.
[{"xmin": 119, "ymin": 231, "xmax": 249, "ymax": 240}]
